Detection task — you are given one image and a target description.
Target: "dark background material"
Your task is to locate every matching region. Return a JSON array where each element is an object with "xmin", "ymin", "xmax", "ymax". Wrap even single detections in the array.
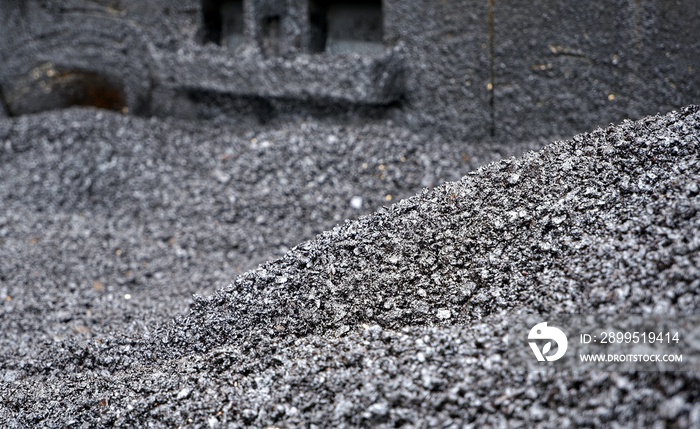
[{"xmin": 1, "ymin": 0, "xmax": 698, "ymax": 141}]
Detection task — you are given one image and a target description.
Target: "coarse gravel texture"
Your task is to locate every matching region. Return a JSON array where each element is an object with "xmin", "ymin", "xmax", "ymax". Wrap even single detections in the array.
[
  {"xmin": 0, "ymin": 108, "xmax": 539, "ymax": 370},
  {"xmin": 1, "ymin": 105, "xmax": 700, "ymax": 428}
]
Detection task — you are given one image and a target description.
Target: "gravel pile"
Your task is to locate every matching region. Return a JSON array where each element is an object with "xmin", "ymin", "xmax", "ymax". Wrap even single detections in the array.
[
  {"xmin": 0, "ymin": 109, "xmax": 536, "ymax": 374},
  {"xmin": 1, "ymin": 106, "xmax": 699, "ymax": 427}
]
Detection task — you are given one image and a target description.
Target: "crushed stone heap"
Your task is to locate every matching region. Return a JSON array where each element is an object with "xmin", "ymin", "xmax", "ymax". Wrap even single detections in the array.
[
  {"xmin": 0, "ymin": 108, "xmax": 538, "ymax": 359},
  {"xmin": 1, "ymin": 106, "xmax": 699, "ymax": 427}
]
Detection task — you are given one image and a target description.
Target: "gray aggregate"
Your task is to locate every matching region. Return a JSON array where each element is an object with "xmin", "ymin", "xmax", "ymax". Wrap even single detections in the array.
[{"xmin": 1, "ymin": 106, "xmax": 699, "ymax": 427}]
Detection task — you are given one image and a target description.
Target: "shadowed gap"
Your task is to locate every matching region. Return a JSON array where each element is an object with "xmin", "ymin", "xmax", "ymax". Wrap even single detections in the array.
[{"xmin": 5, "ymin": 69, "xmax": 127, "ymax": 116}]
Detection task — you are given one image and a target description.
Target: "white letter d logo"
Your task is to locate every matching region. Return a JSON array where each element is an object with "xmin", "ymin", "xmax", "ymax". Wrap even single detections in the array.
[{"xmin": 528, "ymin": 322, "xmax": 568, "ymax": 362}]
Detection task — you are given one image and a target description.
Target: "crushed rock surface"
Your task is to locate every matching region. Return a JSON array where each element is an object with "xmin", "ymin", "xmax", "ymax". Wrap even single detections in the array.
[
  {"xmin": 1, "ymin": 106, "xmax": 699, "ymax": 427},
  {"xmin": 0, "ymin": 108, "xmax": 538, "ymax": 358}
]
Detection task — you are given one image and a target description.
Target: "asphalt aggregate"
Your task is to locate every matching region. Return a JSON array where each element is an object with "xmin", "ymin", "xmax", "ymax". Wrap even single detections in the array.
[{"xmin": 1, "ymin": 105, "xmax": 699, "ymax": 427}]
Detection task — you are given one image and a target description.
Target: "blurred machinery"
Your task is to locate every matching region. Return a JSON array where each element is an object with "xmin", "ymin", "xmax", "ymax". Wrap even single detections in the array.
[{"xmin": 1, "ymin": 0, "xmax": 698, "ymax": 141}]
